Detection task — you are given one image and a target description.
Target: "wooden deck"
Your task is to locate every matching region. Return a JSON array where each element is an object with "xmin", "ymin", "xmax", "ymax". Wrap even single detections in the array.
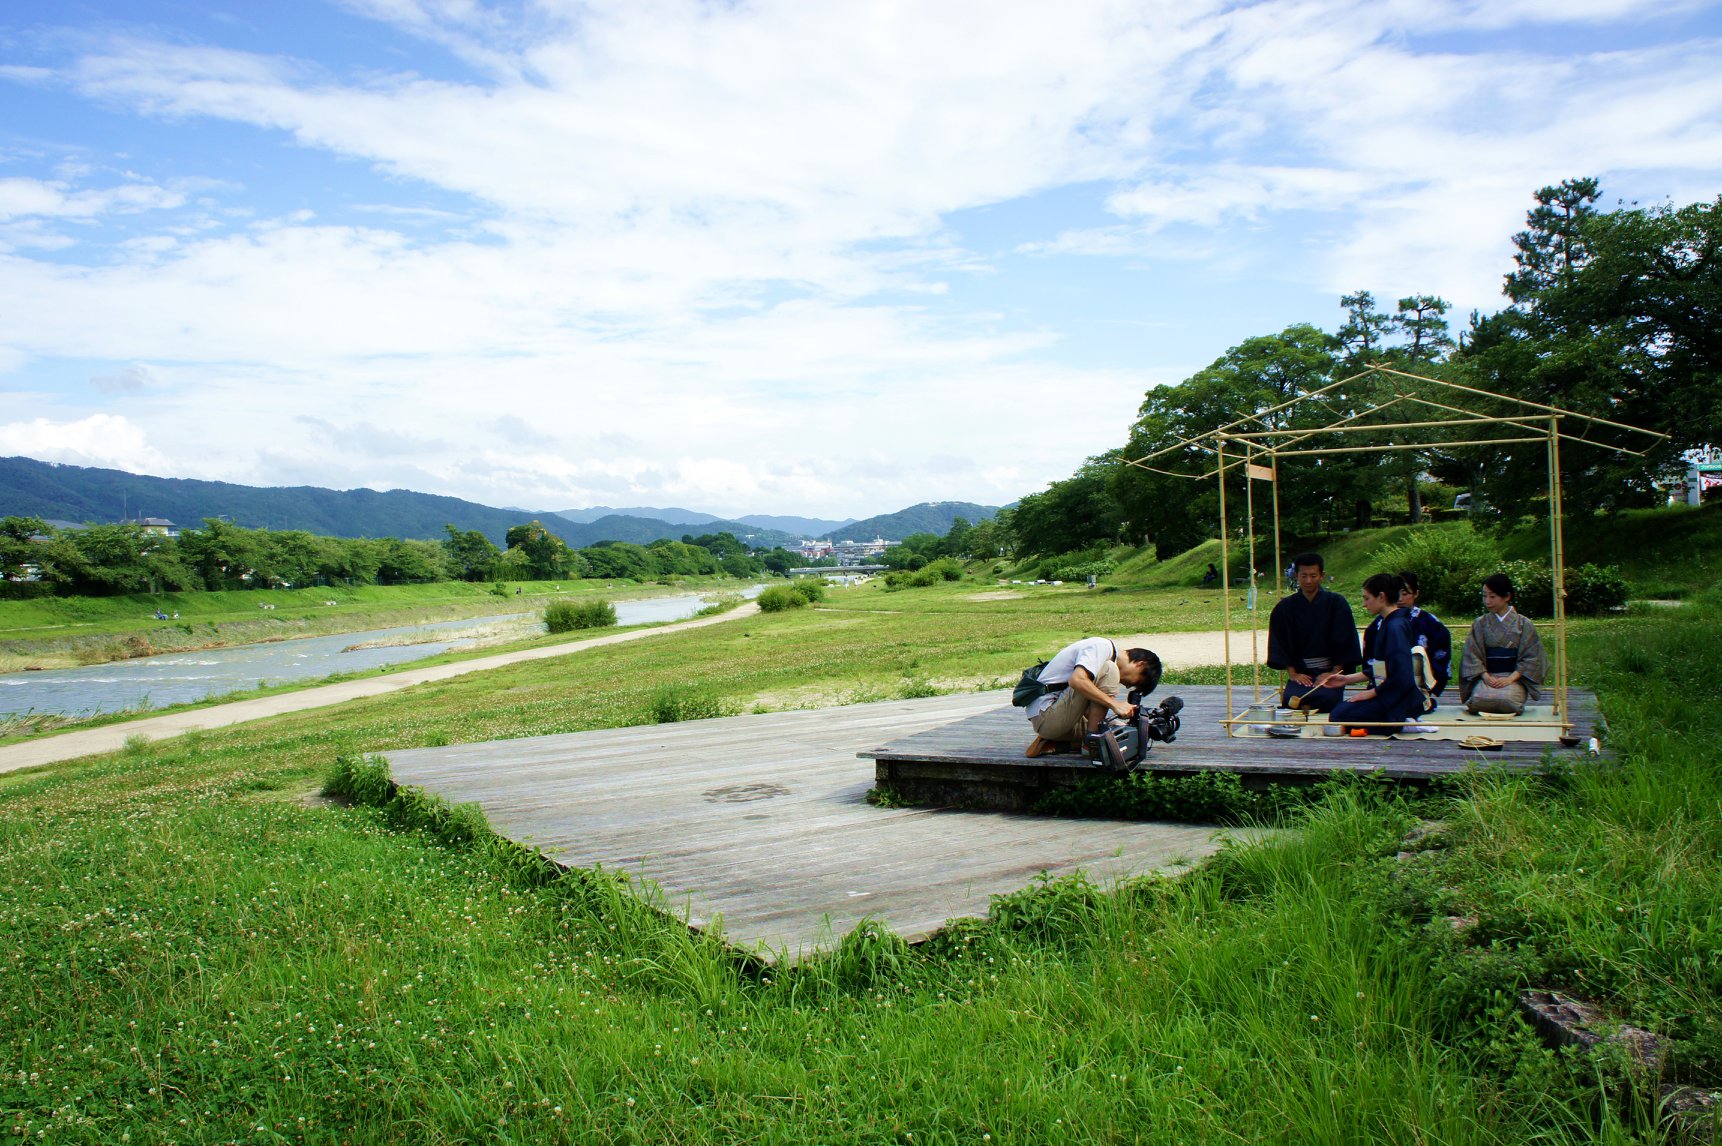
[
  {"xmin": 382, "ymin": 693, "xmax": 1240, "ymax": 960},
  {"xmin": 864, "ymin": 685, "xmax": 1605, "ymax": 810}
]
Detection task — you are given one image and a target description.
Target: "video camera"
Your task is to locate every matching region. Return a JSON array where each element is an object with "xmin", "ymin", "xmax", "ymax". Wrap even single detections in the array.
[{"xmin": 1085, "ymin": 687, "xmax": 1184, "ymax": 772}]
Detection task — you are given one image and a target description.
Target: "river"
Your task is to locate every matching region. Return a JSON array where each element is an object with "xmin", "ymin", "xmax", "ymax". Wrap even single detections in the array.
[{"xmin": 0, "ymin": 589, "xmax": 756, "ymax": 720}]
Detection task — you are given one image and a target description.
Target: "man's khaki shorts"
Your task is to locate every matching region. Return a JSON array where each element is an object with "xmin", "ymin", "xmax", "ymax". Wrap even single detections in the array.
[{"xmin": 1030, "ymin": 660, "xmax": 1120, "ymax": 741}]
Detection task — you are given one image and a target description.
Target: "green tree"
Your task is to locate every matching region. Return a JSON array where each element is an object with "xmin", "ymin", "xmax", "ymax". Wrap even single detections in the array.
[
  {"xmin": 1458, "ymin": 181, "xmax": 1717, "ymax": 515},
  {"xmin": 1114, "ymin": 324, "xmax": 1359, "ymax": 555},
  {"xmin": 1011, "ymin": 460, "xmax": 1123, "ymax": 559},
  {"xmin": 1504, "ymin": 177, "xmax": 1601, "ymax": 305},
  {"xmin": 443, "ymin": 525, "xmax": 503, "ymax": 582},
  {"xmin": 1336, "ymin": 290, "xmax": 1396, "ymax": 369},
  {"xmin": 374, "ymin": 538, "xmax": 450, "ymax": 584},
  {"xmin": 580, "ymin": 541, "xmax": 656, "ymax": 581},
  {"xmin": 505, "ymin": 521, "xmax": 573, "ymax": 580},
  {"xmin": 179, "ymin": 519, "xmax": 267, "ymax": 590},
  {"xmin": 67, "ymin": 523, "xmax": 196, "ymax": 595},
  {"xmin": 941, "ymin": 516, "xmax": 973, "ymax": 559}
]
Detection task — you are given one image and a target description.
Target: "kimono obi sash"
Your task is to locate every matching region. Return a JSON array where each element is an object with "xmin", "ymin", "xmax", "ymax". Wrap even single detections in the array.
[{"xmin": 1485, "ymin": 646, "xmax": 1519, "ymax": 675}]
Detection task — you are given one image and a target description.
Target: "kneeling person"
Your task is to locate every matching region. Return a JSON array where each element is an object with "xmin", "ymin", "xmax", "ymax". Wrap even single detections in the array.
[
  {"xmin": 1025, "ymin": 639, "xmax": 1162, "ymax": 757},
  {"xmin": 1266, "ymin": 552, "xmax": 1363, "ymax": 713}
]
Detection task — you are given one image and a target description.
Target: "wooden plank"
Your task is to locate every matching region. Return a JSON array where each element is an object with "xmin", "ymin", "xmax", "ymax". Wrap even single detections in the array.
[
  {"xmin": 862, "ymin": 686, "xmax": 1605, "ymax": 783},
  {"xmin": 383, "ymin": 692, "xmax": 1240, "ymax": 960}
]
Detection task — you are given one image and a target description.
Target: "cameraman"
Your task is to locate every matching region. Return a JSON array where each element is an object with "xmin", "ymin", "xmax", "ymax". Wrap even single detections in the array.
[{"xmin": 1025, "ymin": 639, "xmax": 1162, "ymax": 758}]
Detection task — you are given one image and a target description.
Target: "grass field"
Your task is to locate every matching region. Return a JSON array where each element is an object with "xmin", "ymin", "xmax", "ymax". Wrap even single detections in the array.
[{"xmin": 2, "ymin": 569, "xmax": 1718, "ymax": 1142}]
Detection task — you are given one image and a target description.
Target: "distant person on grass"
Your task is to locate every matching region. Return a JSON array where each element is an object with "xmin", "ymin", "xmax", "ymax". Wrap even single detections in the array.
[
  {"xmin": 1024, "ymin": 639, "xmax": 1162, "ymax": 758},
  {"xmin": 1266, "ymin": 552, "xmax": 1362, "ymax": 713}
]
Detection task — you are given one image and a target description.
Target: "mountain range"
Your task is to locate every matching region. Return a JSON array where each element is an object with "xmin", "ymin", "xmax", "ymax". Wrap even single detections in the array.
[
  {"xmin": 0, "ymin": 456, "xmax": 1000, "ymax": 548},
  {"xmin": 554, "ymin": 506, "xmax": 854, "ymax": 537}
]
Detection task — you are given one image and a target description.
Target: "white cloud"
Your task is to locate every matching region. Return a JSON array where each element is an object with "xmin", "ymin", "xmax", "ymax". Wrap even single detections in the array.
[
  {"xmin": 88, "ymin": 363, "xmax": 156, "ymax": 393},
  {"xmin": 0, "ymin": 176, "xmax": 187, "ymax": 221},
  {"xmin": 0, "ymin": 414, "xmax": 172, "ymax": 473}
]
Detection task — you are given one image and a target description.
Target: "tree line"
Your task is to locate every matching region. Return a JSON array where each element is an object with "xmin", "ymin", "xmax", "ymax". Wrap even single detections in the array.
[
  {"xmin": 0, "ymin": 516, "xmax": 799, "ymax": 598},
  {"xmin": 999, "ymin": 179, "xmax": 1720, "ymax": 563}
]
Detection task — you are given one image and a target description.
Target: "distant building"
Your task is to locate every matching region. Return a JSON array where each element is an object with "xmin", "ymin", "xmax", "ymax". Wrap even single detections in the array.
[
  {"xmin": 138, "ymin": 517, "xmax": 180, "ymax": 538},
  {"xmin": 831, "ymin": 537, "xmax": 889, "ymax": 562}
]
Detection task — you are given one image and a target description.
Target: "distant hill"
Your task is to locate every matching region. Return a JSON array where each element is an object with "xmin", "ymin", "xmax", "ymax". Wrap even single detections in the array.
[
  {"xmin": 553, "ymin": 505, "xmax": 722, "ymax": 526},
  {"xmin": 0, "ymin": 456, "xmax": 575, "ymax": 546},
  {"xmin": 562, "ymin": 514, "xmax": 799, "ymax": 550},
  {"xmin": 733, "ymin": 513, "xmax": 853, "ymax": 537},
  {"xmin": 554, "ymin": 506, "xmax": 852, "ymax": 537},
  {"xmin": 0, "ymin": 456, "xmax": 998, "ymax": 552},
  {"xmin": 824, "ymin": 501, "xmax": 1000, "ymax": 542}
]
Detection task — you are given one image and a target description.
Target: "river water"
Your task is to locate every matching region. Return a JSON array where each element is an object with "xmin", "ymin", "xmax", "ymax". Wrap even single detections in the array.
[{"xmin": 1, "ymin": 589, "xmax": 754, "ymax": 720}]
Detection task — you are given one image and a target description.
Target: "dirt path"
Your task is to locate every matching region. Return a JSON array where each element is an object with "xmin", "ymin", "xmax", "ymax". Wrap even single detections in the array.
[
  {"xmin": 0, "ymin": 617, "xmax": 1253, "ymax": 778},
  {"xmin": 1117, "ymin": 629, "xmax": 1267, "ymax": 670},
  {"xmin": 0, "ymin": 604, "xmax": 762, "ymax": 777}
]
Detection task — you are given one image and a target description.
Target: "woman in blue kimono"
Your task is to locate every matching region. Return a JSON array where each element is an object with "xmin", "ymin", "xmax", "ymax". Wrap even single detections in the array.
[
  {"xmin": 1318, "ymin": 573, "xmax": 1426, "ymax": 734},
  {"xmin": 1360, "ymin": 570, "xmax": 1453, "ymax": 710}
]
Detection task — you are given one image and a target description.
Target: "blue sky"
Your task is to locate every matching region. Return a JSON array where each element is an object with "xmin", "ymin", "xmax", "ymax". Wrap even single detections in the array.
[{"xmin": 3, "ymin": 0, "xmax": 1721, "ymax": 520}]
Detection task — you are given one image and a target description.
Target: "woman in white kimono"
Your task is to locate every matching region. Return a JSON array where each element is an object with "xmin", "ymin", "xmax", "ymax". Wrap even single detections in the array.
[{"xmin": 1460, "ymin": 572, "xmax": 1546, "ymax": 715}]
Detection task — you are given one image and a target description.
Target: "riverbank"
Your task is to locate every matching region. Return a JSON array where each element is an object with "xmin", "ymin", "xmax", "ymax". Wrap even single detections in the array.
[
  {"xmin": 0, "ymin": 601, "xmax": 762, "ymax": 776},
  {"xmin": 0, "ymin": 576, "xmax": 753, "ymax": 671}
]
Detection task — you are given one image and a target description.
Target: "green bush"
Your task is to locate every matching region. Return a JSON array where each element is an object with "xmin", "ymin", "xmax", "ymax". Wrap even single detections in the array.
[
  {"xmin": 1368, "ymin": 524, "xmax": 1503, "ymax": 613},
  {"xmin": 790, "ymin": 578, "xmax": 825, "ymax": 603},
  {"xmin": 643, "ymin": 685, "xmax": 732, "ymax": 723},
  {"xmin": 756, "ymin": 584, "xmax": 807, "ymax": 612},
  {"xmin": 1034, "ymin": 769, "xmax": 1325, "ymax": 824},
  {"xmin": 1498, "ymin": 560, "xmax": 1628, "ymax": 617},
  {"xmin": 543, "ymin": 597, "xmax": 617, "ymax": 632},
  {"xmin": 1046, "ymin": 558, "xmax": 1115, "ymax": 582},
  {"xmin": 924, "ymin": 558, "xmax": 964, "ymax": 582}
]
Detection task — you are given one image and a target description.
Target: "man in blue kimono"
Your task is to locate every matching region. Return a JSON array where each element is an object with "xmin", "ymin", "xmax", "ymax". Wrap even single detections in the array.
[{"xmin": 1266, "ymin": 552, "xmax": 1362, "ymax": 713}]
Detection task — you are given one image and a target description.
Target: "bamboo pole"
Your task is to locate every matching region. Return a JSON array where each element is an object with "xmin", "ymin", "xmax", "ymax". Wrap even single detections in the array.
[
  {"xmin": 1271, "ymin": 436, "xmax": 1546, "ymax": 459},
  {"xmin": 1245, "ymin": 440, "xmax": 1261, "ymax": 699},
  {"xmin": 1392, "ymin": 392, "xmax": 1648, "ymax": 454},
  {"xmin": 1367, "ymin": 364, "xmax": 1668, "ymax": 442},
  {"xmin": 1219, "ymin": 718, "xmax": 1575, "ymax": 730},
  {"xmin": 1549, "ymin": 417, "xmax": 1572, "ymax": 734},
  {"xmin": 1133, "ymin": 368, "xmax": 1386, "ymax": 464},
  {"xmin": 1218, "ymin": 436, "xmax": 1233, "ymax": 730},
  {"xmin": 1126, "ymin": 394, "xmax": 1413, "ymax": 471},
  {"xmin": 1270, "ymin": 447, "xmax": 1283, "ymax": 698},
  {"xmin": 1227, "ymin": 414, "xmax": 1540, "ymax": 439}
]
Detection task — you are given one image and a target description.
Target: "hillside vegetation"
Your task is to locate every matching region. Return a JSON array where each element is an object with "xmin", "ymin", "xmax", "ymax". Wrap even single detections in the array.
[{"xmin": 1081, "ymin": 501, "xmax": 1722, "ymax": 603}]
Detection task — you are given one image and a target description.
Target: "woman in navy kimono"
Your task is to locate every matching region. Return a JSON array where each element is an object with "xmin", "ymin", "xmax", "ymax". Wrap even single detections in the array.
[
  {"xmin": 1360, "ymin": 570, "xmax": 1453, "ymax": 709},
  {"xmin": 1319, "ymin": 573, "xmax": 1426, "ymax": 734}
]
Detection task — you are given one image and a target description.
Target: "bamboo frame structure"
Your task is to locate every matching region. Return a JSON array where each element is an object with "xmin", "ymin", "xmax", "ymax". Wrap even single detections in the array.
[{"xmin": 1125, "ymin": 364, "xmax": 1666, "ymax": 738}]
